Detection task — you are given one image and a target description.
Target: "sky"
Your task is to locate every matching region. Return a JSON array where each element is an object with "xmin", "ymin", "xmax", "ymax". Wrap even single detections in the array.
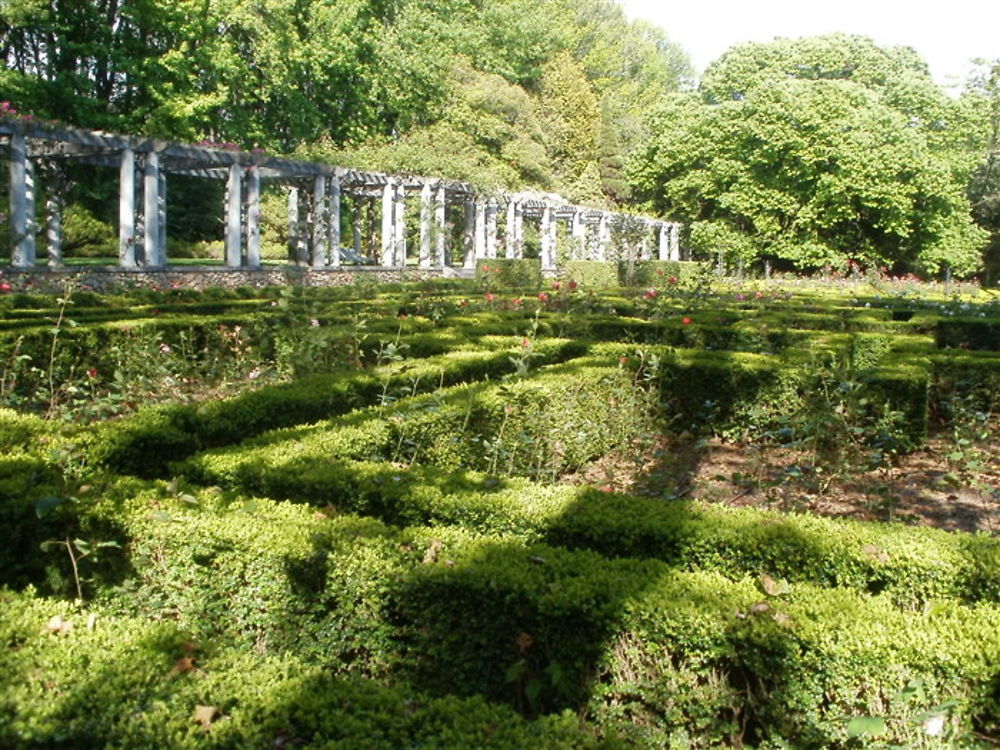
[{"xmin": 617, "ymin": 0, "xmax": 1000, "ymax": 91}]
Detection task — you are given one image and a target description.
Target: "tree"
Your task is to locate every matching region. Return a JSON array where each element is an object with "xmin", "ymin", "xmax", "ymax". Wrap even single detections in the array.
[
  {"xmin": 964, "ymin": 59, "xmax": 1000, "ymax": 284},
  {"xmin": 631, "ymin": 35, "xmax": 987, "ymax": 277}
]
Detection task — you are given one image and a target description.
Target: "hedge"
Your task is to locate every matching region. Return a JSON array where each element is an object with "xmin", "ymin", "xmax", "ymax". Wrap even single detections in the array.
[
  {"xmin": 182, "ymin": 357, "xmax": 652, "ymax": 484},
  {"xmin": 936, "ymin": 318, "xmax": 1000, "ymax": 351},
  {"xmin": 83, "ymin": 338, "xmax": 590, "ymax": 476},
  {"xmin": 96, "ymin": 492, "xmax": 1000, "ymax": 747},
  {"xmin": 476, "ymin": 258, "xmax": 544, "ymax": 290},
  {"xmin": 0, "ymin": 588, "xmax": 609, "ymax": 749},
  {"xmin": 177, "ymin": 452, "xmax": 999, "ymax": 608}
]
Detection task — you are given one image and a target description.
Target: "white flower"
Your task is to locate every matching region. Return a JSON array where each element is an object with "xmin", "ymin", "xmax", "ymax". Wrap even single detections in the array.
[
  {"xmin": 922, "ymin": 714, "xmax": 945, "ymax": 737},
  {"xmin": 159, "ymin": 343, "xmax": 171, "ymax": 354},
  {"xmin": 310, "ymin": 318, "xmax": 320, "ymax": 327}
]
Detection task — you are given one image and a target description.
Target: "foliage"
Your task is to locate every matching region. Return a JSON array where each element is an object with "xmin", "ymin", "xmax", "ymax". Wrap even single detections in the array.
[{"xmin": 632, "ymin": 35, "xmax": 988, "ymax": 277}]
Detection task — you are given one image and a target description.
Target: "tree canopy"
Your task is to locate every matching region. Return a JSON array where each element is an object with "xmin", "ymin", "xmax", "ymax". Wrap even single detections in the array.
[
  {"xmin": 631, "ymin": 34, "xmax": 988, "ymax": 276},
  {"xmin": 1, "ymin": 0, "xmax": 690, "ymax": 205}
]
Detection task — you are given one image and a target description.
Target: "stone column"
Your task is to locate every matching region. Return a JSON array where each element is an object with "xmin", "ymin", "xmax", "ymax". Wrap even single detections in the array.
[
  {"xmin": 119, "ymin": 146, "xmax": 138, "ymax": 268},
  {"xmin": 311, "ymin": 174, "xmax": 327, "ymax": 268},
  {"xmin": 512, "ymin": 201, "xmax": 524, "ymax": 259},
  {"xmin": 637, "ymin": 221, "xmax": 649, "ymax": 261},
  {"xmin": 419, "ymin": 182, "xmax": 432, "ymax": 268},
  {"xmin": 246, "ymin": 166, "xmax": 261, "ymax": 268},
  {"xmin": 143, "ymin": 151, "xmax": 165, "ymax": 267},
  {"xmin": 352, "ymin": 198, "xmax": 363, "ymax": 261},
  {"xmin": 381, "ymin": 180, "xmax": 395, "ymax": 266},
  {"xmin": 8, "ymin": 133, "xmax": 35, "ymax": 268},
  {"xmin": 225, "ymin": 162, "xmax": 243, "ymax": 267},
  {"xmin": 597, "ymin": 213, "xmax": 610, "ymax": 261},
  {"xmin": 158, "ymin": 169, "xmax": 167, "ymax": 261},
  {"xmin": 435, "ymin": 184, "xmax": 447, "ymax": 266},
  {"xmin": 287, "ymin": 186, "xmax": 301, "ymax": 263},
  {"xmin": 473, "ymin": 200, "xmax": 486, "ymax": 263},
  {"xmin": 328, "ymin": 177, "xmax": 341, "ymax": 267},
  {"xmin": 393, "ymin": 182, "xmax": 406, "ymax": 268},
  {"xmin": 462, "ymin": 201, "xmax": 476, "ymax": 268},
  {"xmin": 485, "ymin": 201, "xmax": 498, "ymax": 259},
  {"xmin": 45, "ymin": 190, "xmax": 63, "ymax": 268},
  {"xmin": 658, "ymin": 222, "xmax": 669, "ymax": 261},
  {"xmin": 572, "ymin": 210, "xmax": 586, "ymax": 260},
  {"xmin": 541, "ymin": 205, "xmax": 556, "ymax": 271},
  {"xmin": 670, "ymin": 223, "xmax": 681, "ymax": 261}
]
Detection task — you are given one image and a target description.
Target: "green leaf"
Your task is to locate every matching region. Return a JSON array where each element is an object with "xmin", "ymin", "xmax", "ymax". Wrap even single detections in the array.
[
  {"xmin": 35, "ymin": 496, "xmax": 69, "ymax": 518},
  {"xmin": 504, "ymin": 660, "xmax": 526, "ymax": 683},
  {"xmin": 846, "ymin": 716, "xmax": 886, "ymax": 738}
]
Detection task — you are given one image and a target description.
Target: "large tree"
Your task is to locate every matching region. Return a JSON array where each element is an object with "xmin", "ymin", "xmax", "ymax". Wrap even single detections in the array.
[{"xmin": 631, "ymin": 34, "xmax": 987, "ymax": 276}]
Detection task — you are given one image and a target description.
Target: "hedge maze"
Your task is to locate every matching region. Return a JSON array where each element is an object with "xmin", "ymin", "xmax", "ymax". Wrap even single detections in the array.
[{"xmin": 1, "ymin": 265, "xmax": 998, "ymax": 748}]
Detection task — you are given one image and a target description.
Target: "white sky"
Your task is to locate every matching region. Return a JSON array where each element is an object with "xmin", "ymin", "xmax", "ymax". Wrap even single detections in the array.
[{"xmin": 617, "ymin": 0, "xmax": 1000, "ymax": 91}]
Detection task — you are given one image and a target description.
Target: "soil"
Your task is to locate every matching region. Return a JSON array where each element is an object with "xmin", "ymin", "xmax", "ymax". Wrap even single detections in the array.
[{"xmin": 563, "ymin": 420, "xmax": 999, "ymax": 535}]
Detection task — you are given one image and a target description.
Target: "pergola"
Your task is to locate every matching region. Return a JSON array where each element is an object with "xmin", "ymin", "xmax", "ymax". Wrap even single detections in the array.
[{"xmin": 2, "ymin": 119, "xmax": 681, "ymax": 272}]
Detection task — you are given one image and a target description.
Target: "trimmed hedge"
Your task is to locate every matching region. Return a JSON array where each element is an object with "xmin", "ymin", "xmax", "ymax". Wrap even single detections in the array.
[
  {"xmin": 476, "ymin": 258, "xmax": 544, "ymax": 290},
  {"xmin": 178, "ymin": 453, "xmax": 999, "ymax": 607},
  {"xmin": 936, "ymin": 318, "xmax": 1000, "ymax": 351},
  {"xmin": 99, "ymin": 492, "xmax": 1000, "ymax": 747},
  {"xmin": 83, "ymin": 338, "xmax": 590, "ymax": 477},
  {"xmin": 182, "ymin": 357, "xmax": 653, "ymax": 483},
  {"xmin": 0, "ymin": 589, "xmax": 608, "ymax": 749}
]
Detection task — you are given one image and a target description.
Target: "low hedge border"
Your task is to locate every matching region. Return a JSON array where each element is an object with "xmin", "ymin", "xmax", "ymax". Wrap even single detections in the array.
[
  {"xmin": 98, "ymin": 492, "xmax": 1000, "ymax": 747},
  {"xmin": 181, "ymin": 357, "xmax": 653, "ymax": 484},
  {"xmin": 82, "ymin": 338, "xmax": 590, "ymax": 477},
  {"xmin": 0, "ymin": 588, "xmax": 608, "ymax": 749},
  {"xmin": 177, "ymin": 453, "xmax": 999, "ymax": 607}
]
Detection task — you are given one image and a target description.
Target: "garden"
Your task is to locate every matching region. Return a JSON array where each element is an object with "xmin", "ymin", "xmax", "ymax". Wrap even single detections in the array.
[{"xmin": 1, "ymin": 260, "xmax": 998, "ymax": 748}]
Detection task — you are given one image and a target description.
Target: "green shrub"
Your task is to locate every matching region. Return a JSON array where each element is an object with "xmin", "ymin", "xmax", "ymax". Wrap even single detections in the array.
[
  {"xmin": 936, "ymin": 319, "xmax": 1000, "ymax": 351},
  {"xmin": 0, "ymin": 588, "xmax": 610, "ymax": 749},
  {"xmin": 86, "ymin": 339, "xmax": 590, "ymax": 477},
  {"xmin": 102, "ymin": 494, "xmax": 1000, "ymax": 747},
  {"xmin": 182, "ymin": 357, "xmax": 652, "ymax": 485},
  {"xmin": 561, "ymin": 261, "xmax": 620, "ymax": 289},
  {"xmin": 618, "ymin": 260, "xmax": 704, "ymax": 287},
  {"xmin": 179, "ymin": 449, "xmax": 999, "ymax": 607},
  {"xmin": 476, "ymin": 259, "xmax": 543, "ymax": 290}
]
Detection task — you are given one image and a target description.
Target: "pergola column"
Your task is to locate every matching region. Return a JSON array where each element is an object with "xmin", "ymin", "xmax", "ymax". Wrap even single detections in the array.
[
  {"xmin": 393, "ymin": 182, "xmax": 406, "ymax": 268},
  {"xmin": 419, "ymin": 182, "xmax": 432, "ymax": 267},
  {"xmin": 225, "ymin": 162, "xmax": 242, "ymax": 267},
  {"xmin": 462, "ymin": 201, "xmax": 476, "ymax": 268},
  {"xmin": 658, "ymin": 222, "xmax": 669, "ymax": 261},
  {"xmin": 434, "ymin": 184, "xmax": 447, "ymax": 266},
  {"xmin": 143, "ymin": 151, "xmax": 165, "ymax": 267},
  {"xmin": 8, "ymin": 133, "xmax": 35, "ymax": 267},
  {"xmin": 288, "ymin": 186, "xmax": 306, "ymax": 264},
  {"xmin": 119, "ymin": 146, "xmax": 137, "ymax": 268},
  {"xmin": 381, "ymin": 180, "xmax": 395, "ymax": 266},
  {"xmin": 352, "ymin": 198, "xmax": 363, "ymax": 261},
  {"xmin": 311, "ymin": 174, "xmax": 327, "ymax": 268},
  {"xmin": 473, "ymin": 200, "xmax": 486, "ymax": 262},
  {"xmin": 485, "ymin": 201, "xmax": 498, "ymax": 259},
  {"xmin": 670, "ymin": 223, "xmax": 681, "ymax": 261},
  {"xmin": 328, "ymin": 176, "xmax": 341, "ymax": 267},
  {"xmin": 45, "ymin": 187, "xmax": 63, "ymax": 269},
  {"xmin": 246, "ymin": 166, "xmax": 261, "ymax": 268},
  {"xmin": 540, "ymin": 205, "xmax": 556, "ymax": 271},
  {"xmin": 597, "ymin": 213, "xmax": 610, "ymax": 261},
  {"xmin": 510, "ymin": 201, "xmax": 524, "ymax": 259},
  {"xmin": 571, "ymin": 210, "xmax": 586, "ymax": 260}
]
